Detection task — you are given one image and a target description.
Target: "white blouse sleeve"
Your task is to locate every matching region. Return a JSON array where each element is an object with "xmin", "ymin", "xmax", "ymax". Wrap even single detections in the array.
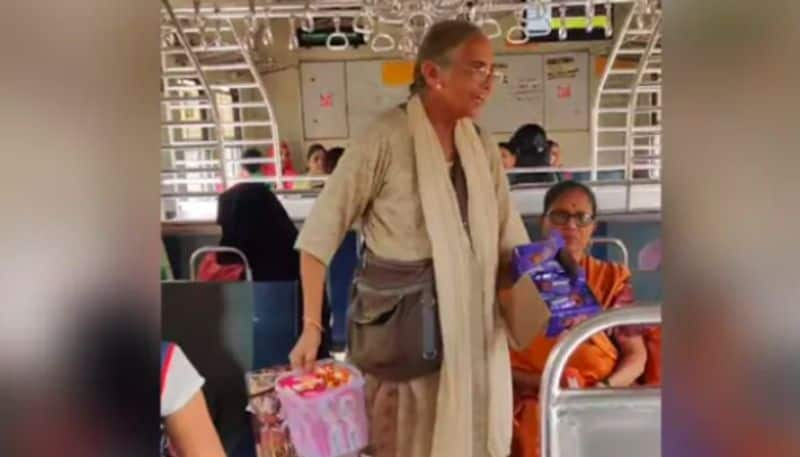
[{"xmin": 161, "ymin": 344, "xmax": 205, "ymax": 418}]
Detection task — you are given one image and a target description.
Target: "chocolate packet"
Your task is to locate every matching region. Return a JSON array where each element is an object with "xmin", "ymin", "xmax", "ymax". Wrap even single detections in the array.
[{"xmin": 512, "ymin": 232, "xmax": 602, "ymax": 338}]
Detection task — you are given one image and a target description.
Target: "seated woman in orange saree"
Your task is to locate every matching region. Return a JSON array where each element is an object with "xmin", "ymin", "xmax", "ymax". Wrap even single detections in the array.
[{"xmin": 510, "ymin": 181, "xmax": 650, "ymax": 457}]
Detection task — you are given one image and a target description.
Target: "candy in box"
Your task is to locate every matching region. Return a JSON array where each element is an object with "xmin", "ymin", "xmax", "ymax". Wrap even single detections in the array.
[{"xmin": 275, "ymin": 360, "xmax": 369, "ymax": 457}]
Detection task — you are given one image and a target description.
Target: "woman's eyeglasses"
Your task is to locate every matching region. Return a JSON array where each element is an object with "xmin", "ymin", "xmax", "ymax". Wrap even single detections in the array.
[
  {"xmin": 461, "ymin": 63, "xmax": 503, "ymax": 84},
  {"xmin": 546, "ymin": 210, "xmax": 595, "ymax": 227}
]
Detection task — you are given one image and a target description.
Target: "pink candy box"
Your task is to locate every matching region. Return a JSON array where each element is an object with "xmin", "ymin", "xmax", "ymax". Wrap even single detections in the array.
[{"xmin": 276, "ymin": 360, "xmax": 369, "ymax": 457}]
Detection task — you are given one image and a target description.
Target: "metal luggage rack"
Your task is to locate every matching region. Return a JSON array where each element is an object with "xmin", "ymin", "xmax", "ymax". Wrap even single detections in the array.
[{"xmin": 160, "ymin": 0, "xmax": 662, "ymax": 222}]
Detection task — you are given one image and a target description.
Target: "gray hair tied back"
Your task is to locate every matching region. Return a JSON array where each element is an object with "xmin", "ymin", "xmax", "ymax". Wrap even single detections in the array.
[{"xmin": 409, "ymin": 20, "xmax": 485, "ymax": 96}]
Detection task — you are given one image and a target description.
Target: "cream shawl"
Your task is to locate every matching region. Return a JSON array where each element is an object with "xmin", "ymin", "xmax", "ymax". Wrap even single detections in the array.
[{"xmin": 407, "ymin": 95, "xmax": 514, "ymax": 457}]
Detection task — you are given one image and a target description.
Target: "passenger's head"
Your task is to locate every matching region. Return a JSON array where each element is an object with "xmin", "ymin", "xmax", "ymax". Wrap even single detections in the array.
[
  {"xmin": 242, "ymin": 148, "xmax": 262, "ymax": 176},
  {"xmin": 266, "ymin": 141, "xmax": 293, "ymax": 167},
  {"xmin": 541, "ymin": 180, "xmax": 598, "ymax": 261},
  {"xmin": 547, "ymin": 140, "xmax": 561, "ymax": 166},
  {"xmin": 306, "ymin": 143, "xmax": 326, "ymax": 175},
  {"xmin": 410, "ymin": 20, "xmax": 495, "ymax": 119},
  {"xmin": 508, "ymin": 124, "xmax": 550, "ymax": 168},
  {"xmin": 323, "ymin": 147, "xmax": 345, "ymax": 174},
  {"xmin": 499, "ymin": 142, "xmax": 516, "ymax": 169}
]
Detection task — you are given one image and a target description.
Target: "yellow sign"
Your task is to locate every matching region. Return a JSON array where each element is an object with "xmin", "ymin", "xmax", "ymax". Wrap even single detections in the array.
[
  {"xmin": 550, "ymin": 16, "xmax": 609, "ymax": 29},
  {"xmin": 381, "ymin": 61, "xmax": 414, "ymax": 87}
]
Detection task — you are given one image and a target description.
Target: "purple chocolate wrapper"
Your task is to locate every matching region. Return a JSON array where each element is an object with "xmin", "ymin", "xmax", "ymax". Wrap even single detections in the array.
[
  {"xmin": 548, "ymin": 295, "xmax": 577, "ymax": 311},
  {"xmin": 545, "ymin": 304, "xmax": 603, "ymax": 338},
  {"xmin": 511, "ymin": 234, "xmax": 565, "ymax": 281},
  {"xmin": 537, "ymin": 277, "xmax": 573, "ymax": 296}
]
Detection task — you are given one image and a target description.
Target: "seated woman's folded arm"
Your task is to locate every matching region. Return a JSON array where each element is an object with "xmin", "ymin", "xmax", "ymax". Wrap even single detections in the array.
[{"xmin": 607, "ymin": 332, "xmax": 647, "ymax": 387}]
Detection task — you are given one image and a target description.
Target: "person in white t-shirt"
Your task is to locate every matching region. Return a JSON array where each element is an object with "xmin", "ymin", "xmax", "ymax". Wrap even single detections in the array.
[{"xmin": 160, "ymin": 342, "xmax": 226, "ymax": 457}]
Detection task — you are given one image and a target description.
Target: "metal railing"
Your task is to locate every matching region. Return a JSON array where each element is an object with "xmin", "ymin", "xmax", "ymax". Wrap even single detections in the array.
[
  {"xmin": 590, "ymin": 237, "xmax": 630, "ymax": 268},
  {"xmin": 540, "ymin": 306, "xmax": 661, "ymax": 457},
  {"xmin": 189, "ymin": 246, "xmax": 253, "ymax": 281}
]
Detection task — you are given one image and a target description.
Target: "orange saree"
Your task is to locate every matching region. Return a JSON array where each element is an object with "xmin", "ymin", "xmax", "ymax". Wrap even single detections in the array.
[{"xmin": 509, "ymin": 256, "xmax": 633, "ymax": 457}]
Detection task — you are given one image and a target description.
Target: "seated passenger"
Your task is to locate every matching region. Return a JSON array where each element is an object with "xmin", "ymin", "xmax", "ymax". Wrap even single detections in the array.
[
  {"xmin": 201, "ymin": 183, "xmax": 300, "ymax": 282},
  {"xmin": 506, "ymin": 124, "xmax": 558, "ymax": 185},
  {"xmin": 161, "ymin": 341, "xmax": 226, "ymax": 457},
  {"xmin": 295, "ymin": 143, "xmax": 326, "ymax": 191},
  {"xmin": 241, "ymin": 147, "xmax": 265, "ymax": 179},
  {"xmin": 499, "ymin": 141, "xmax": 517, "ymax": 170},
  {"xmin": 322, "ymin": 146, "xmax": 345, "ymax": 175},
  {"xmin": 511, "ymin": 180, "xmax": 648, "ymax": 457},
  {"xmin": 546, "ymin": 139, "xmax": 572, "ymax": 181},
  {"xmin": 263, "ymin": 142, "xmax": 298, "ymax": 190}
]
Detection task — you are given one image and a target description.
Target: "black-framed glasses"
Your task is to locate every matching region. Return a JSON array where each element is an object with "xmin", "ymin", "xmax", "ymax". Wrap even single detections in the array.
[{"xmin": 546, "ymin": 210, "xmax": 595, "ymax": 227}]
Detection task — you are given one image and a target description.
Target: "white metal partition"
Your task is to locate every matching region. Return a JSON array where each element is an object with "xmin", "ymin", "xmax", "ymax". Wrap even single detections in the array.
[
  {"xmin": 160, "ymin": 0, "xmax": 663, "ymax": 222},
  {"xmin": 540, "ymin": 306, "xmax": 661, "ymax": 457},
  {"xmin": 591, "ymin": 0, "xmax": 662, "ymax": 181},
  {"xmin": 161, "ymin": 0, "xmax": 282, "ymax": 221}
]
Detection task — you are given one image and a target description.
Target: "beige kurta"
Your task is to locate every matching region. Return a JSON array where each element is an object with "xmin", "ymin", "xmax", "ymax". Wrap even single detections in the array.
[{"xmin": 296, "ymin": 107, "xmax": 529, "ymax": 457}]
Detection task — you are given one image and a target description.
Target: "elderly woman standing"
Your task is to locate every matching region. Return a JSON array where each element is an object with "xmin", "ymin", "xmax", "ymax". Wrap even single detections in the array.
[{"xmin": 289, "ymin": 20, "xmax": 547, "ymax": 457}]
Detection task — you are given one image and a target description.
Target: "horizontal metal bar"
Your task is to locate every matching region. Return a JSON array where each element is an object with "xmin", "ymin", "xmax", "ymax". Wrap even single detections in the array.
[
  {"xmin": 161, "ymin": 167, "xmax": 221, "ymax": 174},
  {"xmin": 201, "ymin": 63, "xmax": 250, "ymax": 72},
  {"xmin": 163, "ymin": 86, "xmax": 206, "ymax": 93},
  {"xmin": 223, "ymin": 121, "xmax": 273, "ymax": 127},
  {"xmin": 161, "ymin": 142, "xmax": 218, "ymax": 150},
  {"xmin": 163, "ymin": 121, "xmax": 216, "ymax": 128},
  {"xmin": 226, "ymin": 157, "xmax": 276, "ymax": 164},
  {"xmin": 161, "ymin": 191, "xmax": 219, "ymax": 198},
  {"xmin": 507, "ymin": 165, "xmax": 625, "ymax": 175},
  {"xmin": 162, "ymin": 45, "xmax": 242, "ymax": 55},
  {"xmin": 163, "ymin": 102, "xmax": 269, "ymax": 110},
  {"xmin": 162, "ymin": 71, "xmax": 200, "ymax": 78},
  {"xmin": 222, "ymin": 139, "xmax": 277, "ymax": 146},
  {"xmin": 168, "ymin": 0, "xmax": 640, "ymax": 19},
  {"xmin": 608, "ymin": 68, "xmax": 661, "ymax": 75},
  {"xmin": 632, "ymin": 164, "xmax": 661, "ymax": 170},
  {"xmin": 210, "ymin": 82, "xmax": 258, "ymax": 90},
  {"xmin": 228, "ymin": 175, "xmax": 327, "ymax": 184},
  {"xmin": 597, "ymin": 108, "xmax": 630, "ymax": 114},
  {"xmin": 161, "ymin": 97, "xmax": 208, "ymax": 104},
  {"xmin": 633, "ymin": 126, "xmax": 662, "ymax": 133},
  {"xmin": 617, "ymin": 47, "xmax": 661, "ymax": 56},
  {"xmin": 162, "ymin": 67, "xmax": 199, "ymax": 74},
  {"xmin": 162, "ymin": 104, "xmax": 210, "ymax": 111},
  {"xmin": 163, "ymin": 26, "xmax": 234, "ymax": 34},
  {"xmin": 602, "ymin": 86, "xmax": 661, "ymax": 94},
  {"xmin": 173, "ymin": 159, "xmax": 219, "ymax": 166},
  {"xmin": 162, "ymin": 177, "xmax": 221, "ymax": 185},
  {"xmin": 163, "ymin": 121, "xmax": 272, "ymax": 128},
  {"xmin": 218, "ymin": 102, "xmax": 269, "ymax": 109},
  {"xmin": 552, "ymin": 388, "xmax": 660, "ymax": 411},
  {"xmin": 626, "ymin": 29, "xmax": 656, "ymax": 36},
  {"xmin": 596, "ymin": 146, "xmax": 660, "ymax": 152}
]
